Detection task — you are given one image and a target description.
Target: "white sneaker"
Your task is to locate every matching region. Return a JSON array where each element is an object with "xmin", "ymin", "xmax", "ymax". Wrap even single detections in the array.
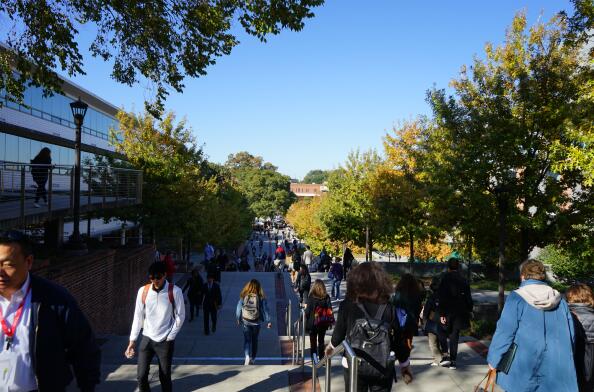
[
  {"xmin": 430, "ymin": 361, "xmax": 439, "ymax": 367},
  {"xmin": 34, "ymin": 203, "xmax": 40, "ymax": 208},
  {"xmin": 244, "ymin": 356, "xmax": 250, "ymax": 366}
]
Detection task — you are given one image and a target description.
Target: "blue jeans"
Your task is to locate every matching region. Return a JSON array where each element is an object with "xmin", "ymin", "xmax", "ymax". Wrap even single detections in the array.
[
  {"xmin": 332, "ymin": 279, "xmax": 341, "ymax": 299},
  {"xmin": 242, "ymin": 323, "xmax": 261, "ymax": 359}
]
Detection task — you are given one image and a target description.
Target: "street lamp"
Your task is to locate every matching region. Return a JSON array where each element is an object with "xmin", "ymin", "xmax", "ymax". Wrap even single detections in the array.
[{"xmin": 69, "ymin": 97, "xmax": 88, "ymax": 247}]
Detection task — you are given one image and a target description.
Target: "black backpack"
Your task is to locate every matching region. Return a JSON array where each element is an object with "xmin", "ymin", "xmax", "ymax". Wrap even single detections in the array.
[{"xmin": 348, "ymin": 303, "xmax": 394, "ymax": 379}]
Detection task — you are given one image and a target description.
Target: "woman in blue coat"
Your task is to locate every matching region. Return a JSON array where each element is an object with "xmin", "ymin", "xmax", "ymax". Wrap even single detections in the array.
[
  {"xmin": 236, "ymin": 279, "xmax": 272, "ymax": 365},
  {"xmin": 487, "ymin": 260, "xmax": 578, "ymax": 392}
]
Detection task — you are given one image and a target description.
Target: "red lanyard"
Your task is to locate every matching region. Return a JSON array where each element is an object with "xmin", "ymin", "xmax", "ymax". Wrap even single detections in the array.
[{"xmin": 0, "ymin": 283, "xmax": 31, "ymax": 339}]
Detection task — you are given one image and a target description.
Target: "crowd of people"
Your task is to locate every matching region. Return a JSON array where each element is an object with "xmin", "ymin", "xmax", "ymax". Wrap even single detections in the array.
[{"xmin": 1, "ymin": 228, "xmax": 593, "ymax": 392}]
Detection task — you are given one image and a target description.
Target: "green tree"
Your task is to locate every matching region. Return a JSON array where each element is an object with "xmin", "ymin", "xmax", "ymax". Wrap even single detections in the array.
[
  {"xmin": 0, "ymin": 0, "xmax": 324, "ymax": 115},
  {"xmin": 318, "ymin": 150, "xmax": 382, "ymax": 260},
  {"xmin": 302, "ymin": 169, "xmax": 330, "ymax": 184},
  {"xmin": 427, "ymin": 12, "xmax": 594, "ymax": 311}
]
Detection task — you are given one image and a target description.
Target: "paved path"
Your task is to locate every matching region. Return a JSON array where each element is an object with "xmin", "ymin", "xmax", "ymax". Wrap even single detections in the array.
[{"xmin": 86, "ymin": 231, "xmax": 499, "ymax": 391}]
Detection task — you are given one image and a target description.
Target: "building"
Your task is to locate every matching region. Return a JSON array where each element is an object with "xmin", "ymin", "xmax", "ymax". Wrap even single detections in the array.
[
  {"xmin": 290, "ymin": 183, "xmax": 328, "ymax": 198},
  {"xmin": 0, "ymin": 74, "xmax": 141, "ymax": 241}
]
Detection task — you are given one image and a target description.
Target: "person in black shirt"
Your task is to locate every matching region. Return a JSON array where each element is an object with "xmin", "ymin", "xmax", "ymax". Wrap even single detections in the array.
[
  {"xmin": 305, "ymin": 279, "xmax": 333, "ymax": 364},
  {"xmin": 436, "ymin": 258, "xmax": 473, "ymax": 370},
  {"xmin": 202, "ymin": 274, "xmax": 222, "ymax": 335},
  {"xmin": 327, "ymin": 262, "xmax": 412, "ymax": 391},
  {"xmin": 183, "ymin": 269, "xmax": 204, "ymax": 322},
  {"xmin": 30, "ymin": 147, "xmax": 52, "ymax": 207}
]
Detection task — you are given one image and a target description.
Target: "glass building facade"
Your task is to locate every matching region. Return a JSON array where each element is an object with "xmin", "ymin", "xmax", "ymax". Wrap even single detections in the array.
[
  {"xmin": 0, "ymin": 132, "xmax": 105, "ymax": 166},
  {"xmin": 1, "ymin": 85, "xmax": 118, "ymax": 141}
]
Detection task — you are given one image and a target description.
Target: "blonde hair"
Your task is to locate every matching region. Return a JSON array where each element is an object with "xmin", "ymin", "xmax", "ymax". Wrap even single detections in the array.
[
  {"xmin": 566, "ymin": 284, "xmax": 594, "ymax": 307},
  {"xmin": 520, "ymin": 259, "xmax": 546, "ymax": 281},
  {"xmin": 309, "ymin": 279, "xmax": 328, "ymax": 299},
  {"xmin": 240, "ymin": 279, "xmax": 265, "ymax": 299}
]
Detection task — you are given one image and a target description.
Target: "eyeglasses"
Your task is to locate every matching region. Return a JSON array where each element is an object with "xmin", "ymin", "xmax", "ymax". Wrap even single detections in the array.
[{"xmin": 149, "ymin": 274, "xmax": 164, "ymax": 281}]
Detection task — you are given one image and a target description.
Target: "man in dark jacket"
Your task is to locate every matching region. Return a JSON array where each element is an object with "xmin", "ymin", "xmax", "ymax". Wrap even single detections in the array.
[
  {"xmin": 0, "ymin": 231, "xmax": 101, "ymax": 391},
  {"xmin": 202, "ymin": 274, "xmax": 222, "ymax": 335},
  {"xmin": 437, "ymin": 257, "xmax": 473, "ymax": 370}
]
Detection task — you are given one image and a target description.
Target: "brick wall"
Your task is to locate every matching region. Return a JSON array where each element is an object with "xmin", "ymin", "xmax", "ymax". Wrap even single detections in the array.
[{"xmin": 33, "ymin": 245, "xmax": 153, "ymax": 335}]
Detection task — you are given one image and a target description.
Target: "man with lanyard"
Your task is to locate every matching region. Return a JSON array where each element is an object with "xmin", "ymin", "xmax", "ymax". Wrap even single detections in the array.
[
  {"xmin": 126, "ymin": 262, "xmax": 185, "ymax": 392},
  {"xmin": 0, "ymin": 231, "xmax": 101, "ymax": 391}
]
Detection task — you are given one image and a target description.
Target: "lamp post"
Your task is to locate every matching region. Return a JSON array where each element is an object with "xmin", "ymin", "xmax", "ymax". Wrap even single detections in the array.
[{"xmin": 69, "ymin": 97, "xmax": 88, "ymax": 247}]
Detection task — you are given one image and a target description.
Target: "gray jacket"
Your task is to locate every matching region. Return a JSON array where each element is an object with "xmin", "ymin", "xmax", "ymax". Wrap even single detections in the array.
[{"xmin": 570, "ymin": 303, "xmax": 594, "ymax": 343}]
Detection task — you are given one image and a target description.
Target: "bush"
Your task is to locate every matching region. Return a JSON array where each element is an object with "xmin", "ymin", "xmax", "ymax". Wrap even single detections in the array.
[
  {"xmin": 538, "ymin": 245, "xmax": 592, "ymax": 281},
  {"xmin": 466, "ymin": 319, "xmax": 497, "ymax": 340}
]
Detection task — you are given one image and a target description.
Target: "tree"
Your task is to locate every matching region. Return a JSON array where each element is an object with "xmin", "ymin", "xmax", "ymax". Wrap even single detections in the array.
[
  {"xmin": 0, "ymin": 0, "xmax": 324, "ymax": 115},
  {"xmin": 112, "ymin": 110, "xmax": 252, "ymax": 250},
  {"xmin": 318, "ymin": 150, "xmax": 382, "ymax": 260},
  {"xmin": 427, "ymin": 12, "xmax": 594, "ymax": 311},
  {"xmin": 302, "ymin": 169, "xmax": 330, "ymax": 184},
  {"xmin": 231, "ymin": 167, "xmax": 296, "ymax": 217},
  {"xmin": 286, "ymin": 197, "xmax": 340, "ymax": 253}
]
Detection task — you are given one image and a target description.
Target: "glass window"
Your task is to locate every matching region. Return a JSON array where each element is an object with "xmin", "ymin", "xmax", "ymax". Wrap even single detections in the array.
[
  {"xmin": 31, "ymin": 86, "xmax": 43, "ymax": 113},
  {"xmin": 5, "ymin": 134, "xmax": 18, "ymax": 162},
  {"xmin": 0, "ymin": 133, "xmax": 5, "ymax": 162},
  {"xmin": 30, "ymin": 140, "xmax": 42, "ymax": 161},
  {"xmin": 18, "ymin": 137, "xmax": 30, "ymax": 163}
]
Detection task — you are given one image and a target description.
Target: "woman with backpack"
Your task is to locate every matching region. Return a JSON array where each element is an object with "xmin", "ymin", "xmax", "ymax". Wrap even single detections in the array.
[
  {"xmin": 235, "ymin": 279, "xmax": 272, "ymax": 365},
  {"xmin": 326, "ymin": 262, "xmax": 412, "ymax": 391},
  {"xmin": 295, "ymin": 264, "xmax": 311, "ymax": 304},
  {"xmin": 305, "ymin": 279, "xmax": 334, "ymax": 364}
]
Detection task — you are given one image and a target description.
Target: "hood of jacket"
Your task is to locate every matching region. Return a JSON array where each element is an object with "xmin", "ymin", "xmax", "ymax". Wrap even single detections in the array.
[
  {"xmin": 515, "ymin": 280, "xmax": 561, "ymax": 311},
  {"xmin": 569, "ymin": 303, "xmax": 594, "ymax": 343}
]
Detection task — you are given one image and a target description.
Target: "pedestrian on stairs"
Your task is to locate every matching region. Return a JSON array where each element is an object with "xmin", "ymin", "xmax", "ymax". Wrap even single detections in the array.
[
  {"xmin": 126, "ymin": 262, "xmax": 185, "ymax": 392},
  {"xmin": 305, "ymin": 279, "xmax": 334, "ymax": 365},
  {"xmin": 236, "ymin": 279, "xmax": 272, "ymax": 365},
  {"xmin": 183, "ymin": 269, "xmax": 204, "ymax": 322},
  {"xmin": 202, "ymin": 273, "xmax": 222, "ymax": 335}
]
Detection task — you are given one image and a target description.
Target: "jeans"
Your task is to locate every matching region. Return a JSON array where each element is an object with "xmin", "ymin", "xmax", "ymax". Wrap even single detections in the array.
[
  {"xmin": 242, "ymin": 323, "xmax": 261, "ymax": 359},
  {"xmin": 332, "ymin": 279, "xmax": 341, "ymax": 299},
  {"xmin": 137, "ymin": 336, "xmax": 174, "ymax": 392},
  {"xmin": 309, "ymin": 327, "xmax": 328, "ymax": 360}
]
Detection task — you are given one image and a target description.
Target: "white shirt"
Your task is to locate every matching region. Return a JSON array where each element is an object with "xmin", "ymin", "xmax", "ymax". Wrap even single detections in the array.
[
  {"xmin": 129, "ymin": 281, "xmax": 185, "ymax": 343},
  {"xmin": 303, "ymin": 250, "xmax": 313, "ymax": 265},
  {"xmin": 0, "ymin": 274, "xmax": 37, "ymax": 392}
]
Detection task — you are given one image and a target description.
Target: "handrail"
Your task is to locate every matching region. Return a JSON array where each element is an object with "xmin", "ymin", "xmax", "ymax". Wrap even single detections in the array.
[
  {"xmin": 291, "ymin": 307, "xmax": 306, "ymax": 370},
  {"xmin": 312, "ymin": 340, "xmax": 358, "ymax": 392}
]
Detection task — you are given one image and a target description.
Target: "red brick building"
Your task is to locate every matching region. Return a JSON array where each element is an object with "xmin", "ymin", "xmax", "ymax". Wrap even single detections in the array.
[{"xmin": 290, "ymin": 183, "xmax": 328, "ymax": 197}]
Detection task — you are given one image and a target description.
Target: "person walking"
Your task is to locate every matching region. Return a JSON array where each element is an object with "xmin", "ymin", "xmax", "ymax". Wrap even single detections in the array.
[
  {"xmin": 393, "ymin": 273, "xmax": 424, "ymax": 348},
  {"xmin": 274, "ymin": 243, "xmax": 286, "ymax": 271},
  {"xmin": 0, "ymin": 231, "xmax": 101, "ymax": 391},
  {"xmin": 421, "ymin": 277, "xmax": 448, "ymax": 366},
  {"xmin": 291, "ymin": 249, "xmax": 302, "ymax": 285},
  {"xmin": 30, "ymin": 147, "xmax": 52, "ymax": 208},
  {"xmin": 486, "ymin": 260, "xmax": 578, "ymax": 392},
  {"xmin": 235, "ymin": 279, "xmax": 272, "ymax": 365},
  {"xmin": 204, "ymin": 242, "xmax": 215, "ymax": 264},
  {"xmin": 566, "ymin": 284, "xmax": 594, "ymax": 392},
  {"xmin": 436, "ymin": 257, "xmax": 473, "ymax": 369},
  {"xmin": 295, "ymin": 265, "xmax": 312, "ymax": 304},
  {"xmin": 202, "ymin": 273, "xmax": 222, "ymax": 335},
  {"xmin": 343, "ymin": 247, "xmax": 355, "ymax": 276},
  {"xmin": 329, "ymin": 257, "xmax": 344, "ymax": 300},
  {"xmin": 305, "ymin": 279, "xmax": 334, "ymax": 364},
  {"xmin": 126, "ymin": 262, "xmax": 185, "ymax": 392},
  {"xmin": 182, "ymin": 269, "xmax": 204, "ymax": 322},
  {"xmin": 163, "ymin": 251, "xmax": 176, "ymax": 283},
  {"xmin": 303, "ymin": 245, "xmax": 314, "ymax": 271},
  {"xmin": 319, "ymin": 247, "xmax": 331, "ymax": 272},
  {"xmin": 326, "ymin": 262, "xmax": 412, "ymax": 391}
]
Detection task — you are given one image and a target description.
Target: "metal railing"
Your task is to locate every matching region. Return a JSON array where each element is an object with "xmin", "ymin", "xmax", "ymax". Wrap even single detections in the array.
[
  {"xmin": 0, "ymin": 161, "xmax": 142, "ymax": 224},
  {"xmin": 312, "ymin": 341, "xmax": 359, "ymax": 392},
  {"xmin": 292, "ymin": 307, "xmax": 307, "ymax": 370},
  {"xmin": 285, "ymin": 299, "xmax": 292, "ymax": 337}
]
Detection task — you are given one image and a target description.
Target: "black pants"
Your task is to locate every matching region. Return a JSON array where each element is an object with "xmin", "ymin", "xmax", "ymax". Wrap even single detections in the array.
[
  {"xmin": 137, "ymin": 336, "xmax": 174, "ymax": 392},
  {"xmin": 448, "ymin": 325, "xmax": 462, "ymax": 361},
  {"xmin": 309, "ymin": 327, "xmax": 328, "ymax": 359},
  {"xmin": 204, "ymin": 306, "xmax": 217, "ymax": 333},
  {"xmin": 344, "ymin": 369, "xmax": 392, "ymax": 392},
  {"xmin": 189, "ymin": 299, "xmax": 201, "ymax": 320},
  {"xmin": 34, "ymin": 179, "xmax": 47, "ymax": 203},
  {"xmin": 299, "ymin": 289, "xmax": 309, "ymax": 304}
]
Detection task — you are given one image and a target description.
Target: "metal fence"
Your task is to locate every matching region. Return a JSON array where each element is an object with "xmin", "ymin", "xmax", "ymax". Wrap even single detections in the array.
[{"xmin": 0, "ymin": 161, "xmax": 142, "ymax": 224}]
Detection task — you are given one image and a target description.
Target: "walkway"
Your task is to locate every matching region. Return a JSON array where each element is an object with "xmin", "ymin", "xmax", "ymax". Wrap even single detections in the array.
[{"xmin": 86, "ymin": 232, "xmax": 499, "ymax": 391}]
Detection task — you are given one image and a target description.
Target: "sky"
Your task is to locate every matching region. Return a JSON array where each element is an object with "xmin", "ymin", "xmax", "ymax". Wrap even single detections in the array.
[{"xmin": 67, "ymin": 0, "xmax": 572, "ymax": 180}]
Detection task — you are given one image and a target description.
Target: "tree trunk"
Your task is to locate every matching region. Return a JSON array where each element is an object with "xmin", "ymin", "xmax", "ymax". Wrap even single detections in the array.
[
  {"xmin": 409, "ymin": 230, "xmax": 414, "ymax": 274},
  {"xmin": 467, "ymin": 237, "xmax": 472, "ymax": 283},
  {"xmin": 365, "ymin": 226, "xmax": 370, "ymax": 262},
  {"xmin": 497, "ymin": 198, "xmax": 508, "ymax": 314}
]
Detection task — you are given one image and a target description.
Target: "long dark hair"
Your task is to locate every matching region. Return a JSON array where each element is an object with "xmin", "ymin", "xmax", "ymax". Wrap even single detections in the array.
[
  {"xmin": 346, "ymin": 262, "xmax": 393, "ymax": 304},
  {"xmin": 34, "ymin": 147, "xmax": 51, "ymax": 161},
  {"xmin": 395, "ymin": 273, "xmax": 421, "ymax": 299}
]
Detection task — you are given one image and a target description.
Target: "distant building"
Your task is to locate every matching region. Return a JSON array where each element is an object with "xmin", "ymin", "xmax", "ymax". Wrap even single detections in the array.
[{"xmin": 290, "ymin": 183, "xmax": 328, "ymax": 198}]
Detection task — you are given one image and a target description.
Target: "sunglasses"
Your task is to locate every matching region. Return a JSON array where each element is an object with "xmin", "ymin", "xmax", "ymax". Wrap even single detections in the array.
[{"xmin": 149, "ymin": 274, "xmax": 164, "ymax": 281}]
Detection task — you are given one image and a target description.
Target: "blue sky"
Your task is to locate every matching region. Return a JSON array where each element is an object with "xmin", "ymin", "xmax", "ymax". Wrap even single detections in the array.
[{"xmin": 69, "ymin": 0, "xmax": 571, "ymax": 179}]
